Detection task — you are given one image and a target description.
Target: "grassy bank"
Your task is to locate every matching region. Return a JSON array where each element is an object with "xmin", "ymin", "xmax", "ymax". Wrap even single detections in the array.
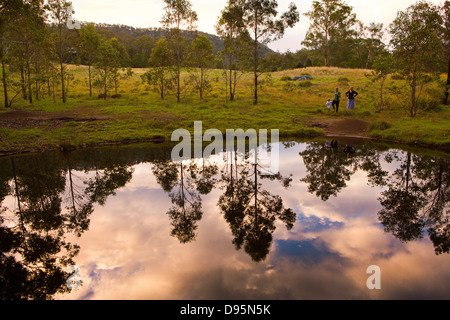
[{"xmin": 0, "ymin": 66, "xmax": 449, "ymax": 155}]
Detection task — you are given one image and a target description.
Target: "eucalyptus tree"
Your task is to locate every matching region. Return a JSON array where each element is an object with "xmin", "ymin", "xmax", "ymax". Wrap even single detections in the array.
[
  {"xmin": 79, "ymin": 23, "xmax": 101, "ymax": 98},
  {"xmin": 366, "ymin": 51, "xmax": 394, "ymax": 112},
  {"xmin": 215, "ymin": 0, "xmax": 250, "ymax": 102},
  {"xmin": 302, "ymin": 0, "xmax": 357, "ymax": 67},
  {"xmin": 160, "ymin": 0, "xmax": 198, "ymax": 103},
  {"xmin": 442, "ymin": 1, "xmax": 450, "ymax": 105},
  {"xmin": 188, "ymin": 34, "xmax": 216, "ymax": 99},
  {"xmin": 389, "ymin": 1, "xmax": 444, "ymax": 117},
  {"xmin": 0, "ymin": 0, "xmax": 24, "ymax": 108},
  {"xmin": 46, "ymin": 0, "xmax": 74, "ymax": 103},
  {"xmin": 241, "ymin": 0, "xmax": 299, "ymax": 105},
  {"xmin": 141, "ymin": 37, "xmax": 177, "ymax": 99},
  {"xmin": 95, "ymin": 37, "xmax": 121, "ymax": 99}
]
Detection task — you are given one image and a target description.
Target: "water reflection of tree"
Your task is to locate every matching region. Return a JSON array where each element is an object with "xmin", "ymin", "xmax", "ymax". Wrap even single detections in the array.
[
  {"xmin": 299, "ymin": 141, "xmax": 356, "ymax": 201},
  {"xmin": 1, "ymin": 156, "xmax": 79, "ymax": 299},
  {"xmin": 0, "ymin": 152, "xmax": 135, "ymax": 299},
  {"xmin": 377, "ymin": 151, "xmax": 450, "ymax": 254},
  {"xmin": 300, "ymin": 141, "xmax": 390, "ymax": 201},
  {"xmin": 218, "ymin": 150, "xmax": 295, "ymax": 262},
  {"xmin": 152, "ymin": 157, "xmax": 218, "ymax": 244}
]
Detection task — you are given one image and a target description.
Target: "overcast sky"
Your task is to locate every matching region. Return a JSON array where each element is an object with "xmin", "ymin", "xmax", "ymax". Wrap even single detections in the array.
[{"xmin": 69, "ymin": 0, "xmax": 446, "ymax": 52}]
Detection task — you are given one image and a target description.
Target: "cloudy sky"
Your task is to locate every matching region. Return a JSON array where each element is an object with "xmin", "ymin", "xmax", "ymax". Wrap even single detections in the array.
[{"xmin": 70, "ymin": 0, "xmax": 445, "ymax": 52}]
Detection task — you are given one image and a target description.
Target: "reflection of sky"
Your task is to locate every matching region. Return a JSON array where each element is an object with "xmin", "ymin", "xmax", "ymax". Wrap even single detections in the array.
[{"xmin": 54, "ymin": 142, "xmax": 450, "ymax": 300}]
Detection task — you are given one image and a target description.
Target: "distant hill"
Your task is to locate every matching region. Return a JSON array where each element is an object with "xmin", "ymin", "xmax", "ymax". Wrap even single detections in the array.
[{"xmin": 84, "ymin": 22, "xmax": 274, "ymax": 57}]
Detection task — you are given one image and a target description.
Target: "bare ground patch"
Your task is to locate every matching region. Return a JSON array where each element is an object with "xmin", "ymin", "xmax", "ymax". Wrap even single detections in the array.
[{"xmin": 305, "ymin": 118, "xmax": 370, "ymax": 138}]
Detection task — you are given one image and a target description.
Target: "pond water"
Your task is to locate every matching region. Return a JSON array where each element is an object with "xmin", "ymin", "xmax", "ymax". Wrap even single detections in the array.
[{"xmin": 0, "ymin": 139, "xmax": 449, "ymax": 300}]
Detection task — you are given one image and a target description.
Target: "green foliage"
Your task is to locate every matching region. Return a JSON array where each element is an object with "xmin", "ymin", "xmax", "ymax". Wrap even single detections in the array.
[{"xmin": 389, "ymin": 1, "xmax": 444, "ymax": 117}]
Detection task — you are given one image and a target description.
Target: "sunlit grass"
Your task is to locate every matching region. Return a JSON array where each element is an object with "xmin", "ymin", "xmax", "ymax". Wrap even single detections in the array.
[{"xmin": 0, "ymin": 65, "xmax": 449, "ymax": 152}]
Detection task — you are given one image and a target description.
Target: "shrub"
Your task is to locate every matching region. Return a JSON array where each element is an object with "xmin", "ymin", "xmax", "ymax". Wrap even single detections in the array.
[{"xmin": 280, "ymin": 76, "xmax": 292, "ymax": 81}]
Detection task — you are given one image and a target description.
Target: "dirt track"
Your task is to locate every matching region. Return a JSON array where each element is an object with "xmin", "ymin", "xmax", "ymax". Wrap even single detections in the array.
[{"xmin": 305, "ymin": 118, "xmax": 370, "ymax": 138}]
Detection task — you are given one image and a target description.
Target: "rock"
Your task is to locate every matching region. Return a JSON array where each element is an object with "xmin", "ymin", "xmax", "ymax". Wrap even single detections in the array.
[{"xmin": 293, "ymin": 75, "xmax": 313, "ymax": 81}]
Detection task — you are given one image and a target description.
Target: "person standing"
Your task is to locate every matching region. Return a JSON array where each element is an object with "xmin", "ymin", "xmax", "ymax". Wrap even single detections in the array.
[
  {"xmin": 332, "ymin": 88, "xmax": 341, "ymax": 113},
  {"xmin": 346, "ymin": 87, "xmax": 358, "ymax": 111}
]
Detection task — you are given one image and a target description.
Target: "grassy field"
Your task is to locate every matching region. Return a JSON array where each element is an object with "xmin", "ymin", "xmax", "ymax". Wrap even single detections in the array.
[{"xmin": 0, "ymin": 65, "xmax": 449, "ymax": 154}]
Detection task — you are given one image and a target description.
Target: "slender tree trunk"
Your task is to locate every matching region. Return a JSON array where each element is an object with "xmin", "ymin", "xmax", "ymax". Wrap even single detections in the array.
[
  {"xmin": 229, "ymin": 54, "xmax": 234, "ymax": 101},
  {"xmin": 411, "ymin": 75, "xmax": 416, "ymax": 118},
  {"xmin": 20, "ymin": 65, "xmax": 27, "ymax": 100},
  {"xmin": 1, "ymin": 57, "xmax": 9, "ymax": 108},
  {"xmin": 405, "ymin": 152, "xmax": 411, "ymax": 193},
  {"xmin": 26, "ymin": 51, "xmax": 32, "ymax": 104},
  {"xmin": 59, "ymin": 27, "xmax": 66, "ymax": 103},
  {"xmin": 104, "ymin": 67, "xmax": 107, "ymax": 100},
  {"xmin": 176, "ymin": 31, "xmax": 181, "ymax": 103},
  {"xmin": 88, "ymin": 63, "xmax": 92, "ymax": 98},
  {"xmin": 253, "ymin": 8, "xmax": 259, "ymax": 105},
  {"xmin": 52, "ymin": 77, "xmax": 56, "ymax": 103}
]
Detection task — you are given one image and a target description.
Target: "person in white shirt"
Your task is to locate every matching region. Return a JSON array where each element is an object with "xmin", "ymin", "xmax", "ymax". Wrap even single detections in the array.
[{"xmin": 326, "ymin": 98, "xmax": 332, "ymax": 113}]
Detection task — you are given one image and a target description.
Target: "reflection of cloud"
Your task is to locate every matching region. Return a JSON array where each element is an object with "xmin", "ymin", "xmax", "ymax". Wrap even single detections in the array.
[
  {"xmin": 273, "ymin": 239, "xmax": 347, "ymax": 266},
  {"xmin": 55, "ymin": 142, "xmax": 450, "ymax": 300},
  {"xmin": 296, "ymin": 213, "xmax": 344, "ymax": 233}
]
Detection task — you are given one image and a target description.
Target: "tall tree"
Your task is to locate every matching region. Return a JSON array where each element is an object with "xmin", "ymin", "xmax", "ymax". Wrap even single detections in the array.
[
  {"xmin": 79, "ymin": 23, "xmax": 101, "ymax": 98},
  {"xmin": 141, "ymin": 37, "xmax": 177, "ymax": 99},
  {"xmin": 442, "ymin": 1, "xmax": 450, "ymax": 105},
  {"xmin": 46, "ymin": 0, "xmax": 74, "ymax": 103},
  {"xmin": 216, "ymin": 0, "xmax": 250, "ymax": 101},
  {"xmin": 188, "ymin": 34, "xmax": 215, "ymax": 99},
  {"xmin": 302, "ymin": 0, "xmax": 357, "ymax": 67},
  {"xmin": 367, "ymin": 51, "xmax": 393, "ymax": 112},
  {"xmin": 160, "ymin": 0, "xmax": 198, "ymax": 103},
  {"xmin": 95, "ymin": 37, "xmax": 121, "ymax": 99},
  {"xmin": 242, "ymin": 0, "xmax": 299, "ymax": 105},
  {"xmin": 389, "ymin": 1, "xmax": 444, "ymax": 117},
  {"xmin": 0, "ymin": 0, "xmax": 25, "ymax": 108}
]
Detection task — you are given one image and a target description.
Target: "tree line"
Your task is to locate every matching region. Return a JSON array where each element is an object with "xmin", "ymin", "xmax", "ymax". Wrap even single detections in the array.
[{"xmin": 0, "ymin": 0, "xmax": 449, "ymax": 111}]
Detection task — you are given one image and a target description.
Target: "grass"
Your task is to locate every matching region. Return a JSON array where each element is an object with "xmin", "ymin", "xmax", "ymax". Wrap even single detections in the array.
[{"xmin": 0, "ymin": 65, "xmax": 449, "ymax": 154}]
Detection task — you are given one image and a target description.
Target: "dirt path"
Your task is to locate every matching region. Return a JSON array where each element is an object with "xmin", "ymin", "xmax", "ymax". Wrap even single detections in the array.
[
  {"xmin": 0, "ymin": 109, "xmax": 109, "ymax": 130},
  {"xmin": 305, "ymin": 118, "xmax": 370, "ymax": 138}
]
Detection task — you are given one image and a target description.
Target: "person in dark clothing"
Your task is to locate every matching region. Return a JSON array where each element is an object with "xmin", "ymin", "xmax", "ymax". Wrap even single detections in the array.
[
  {"xmin": 346, "ymin": 87, "xmax": 358, "ymax": 111},
  {"xmin": 332, "ymin": 88, "xmax": 341, "ymax": 113}
]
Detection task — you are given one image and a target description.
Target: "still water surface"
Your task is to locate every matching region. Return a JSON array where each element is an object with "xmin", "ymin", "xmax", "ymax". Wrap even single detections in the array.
[{"xmin": 1, "ymin": 139, "xmax": 449, "ymax": 300}]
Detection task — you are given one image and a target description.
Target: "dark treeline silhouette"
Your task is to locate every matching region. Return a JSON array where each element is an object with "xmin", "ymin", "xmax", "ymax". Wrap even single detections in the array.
[{"xmin": 0, "ymin": 148, "xmax": 136, "ymax": 299}]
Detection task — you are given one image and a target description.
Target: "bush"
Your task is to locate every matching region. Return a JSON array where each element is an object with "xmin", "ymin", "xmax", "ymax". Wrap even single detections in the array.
[
  {"xmin": 280, "ymin": 76, "xmax": 292, "ymax": 81},
  {"xmin": 418, "ymin": 97, "xmax": 441, "ymax": 112}
]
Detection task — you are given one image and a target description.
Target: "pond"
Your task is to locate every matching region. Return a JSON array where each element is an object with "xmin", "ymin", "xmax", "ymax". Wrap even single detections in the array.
[{"xmin": 0, "ymin": 138, "xmax": 449, "ymax": 300}]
